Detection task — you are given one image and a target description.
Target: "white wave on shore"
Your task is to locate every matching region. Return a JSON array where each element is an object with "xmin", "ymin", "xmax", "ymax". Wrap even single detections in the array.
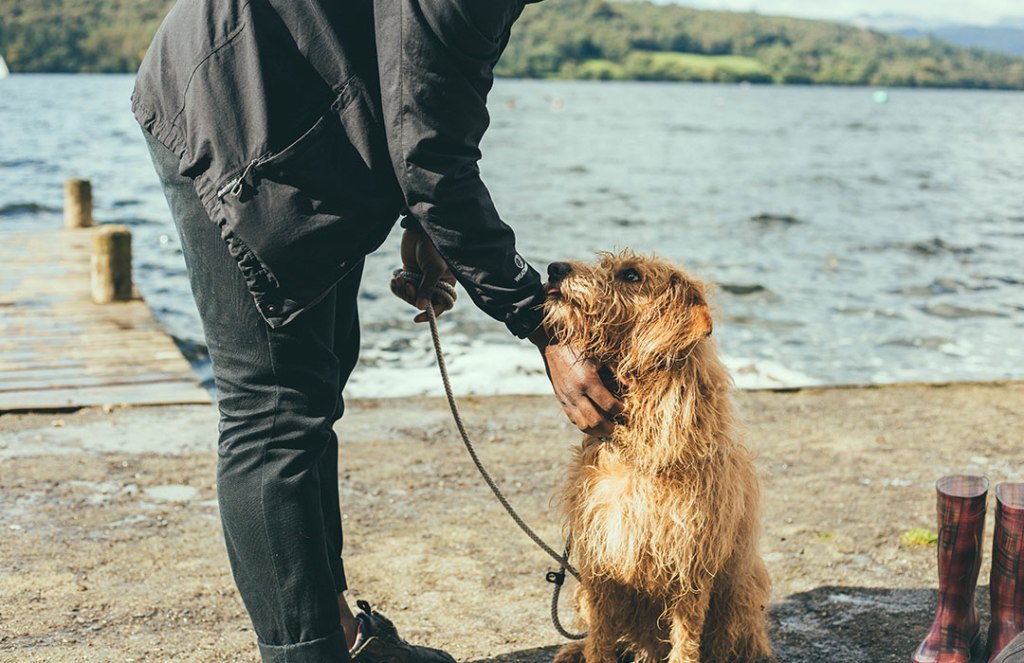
[{"xmin": 345, "ymin": 339, "xmax": 822, "ymax": 399}]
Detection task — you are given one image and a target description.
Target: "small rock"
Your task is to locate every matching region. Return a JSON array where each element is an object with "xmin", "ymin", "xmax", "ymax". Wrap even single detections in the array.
[{"xmin": 144, "ymin": 485, "xmax": 198, "ymax": 502}]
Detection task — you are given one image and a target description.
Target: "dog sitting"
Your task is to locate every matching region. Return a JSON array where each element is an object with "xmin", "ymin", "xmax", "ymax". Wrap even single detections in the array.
[{"xmin": 543, "ymin": 251, "xmax": 772, "ymax": 663}]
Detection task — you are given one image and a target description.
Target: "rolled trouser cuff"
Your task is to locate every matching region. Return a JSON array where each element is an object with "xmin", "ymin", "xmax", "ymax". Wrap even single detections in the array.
[{"xmin": 257, "ymin": 629, "xmax": 349, "ymax": 663}]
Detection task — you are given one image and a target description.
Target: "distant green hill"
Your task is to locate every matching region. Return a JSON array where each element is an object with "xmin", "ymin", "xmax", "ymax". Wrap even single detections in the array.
[
  {"xmin": 2, "ymin": 0, "xmax": 1023, "ymax": 89},
  {"xmin": 0, "ymin": 0, "xmax": 171, "ymax": 73},
  {"xmin": 497, "ymin": 0, "xmax": 1024, "ymax": 88}
]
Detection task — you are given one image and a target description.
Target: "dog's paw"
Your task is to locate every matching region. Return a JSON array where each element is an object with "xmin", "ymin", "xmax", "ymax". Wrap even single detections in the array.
[{"xmin": 552, "ymin": 641, "xmax": 586, "ymax": 663}]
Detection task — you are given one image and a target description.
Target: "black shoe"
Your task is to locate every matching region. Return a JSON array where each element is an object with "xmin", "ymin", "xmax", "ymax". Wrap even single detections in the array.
[{"xmin": 349, "ymin": 600, "xmax": 456, "ymax": 663}]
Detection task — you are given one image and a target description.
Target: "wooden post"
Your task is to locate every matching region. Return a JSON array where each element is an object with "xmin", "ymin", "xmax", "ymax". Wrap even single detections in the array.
[
  {"xmin": 91, "ymin": 225, "xmax": 133, "ymax": 303},
  {"xmin": 65, "ymin": 178, "xmax": 94, "ymax": 229}
]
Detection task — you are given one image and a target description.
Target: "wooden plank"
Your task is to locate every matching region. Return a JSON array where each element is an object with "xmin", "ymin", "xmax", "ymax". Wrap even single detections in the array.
[
  {"xmin": 1, "ymin": 366, "xmax": 197, "ymax": 384},
  {"xmin": 0, "ymin": 332, "xmax": 175, "ymax": 348},
  {"xmin": 0, "ymin": 337, "xmax": 185, "ymax": 353},
  {"xmin": 0, "ymin": 358, "xmax": 198, "ymax": 374},
  {"xmin": 0, "ymin": 226, "xmax": 211, "ymax": 411},
  {"xmin": 0, "ymin": 382, "xmax": 212, "ymax": 411},
  {"xmin": 0, "ymin": 372, "xmax": 204, "ymax": 392}
]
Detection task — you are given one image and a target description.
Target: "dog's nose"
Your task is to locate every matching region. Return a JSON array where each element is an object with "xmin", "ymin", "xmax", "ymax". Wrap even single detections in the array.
[{"xmin": 547, "ymin": 262, "xmax": 572, "ymax": 282}]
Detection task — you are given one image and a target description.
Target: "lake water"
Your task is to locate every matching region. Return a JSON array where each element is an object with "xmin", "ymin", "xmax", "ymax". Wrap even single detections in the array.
[{"xmin": 1, "ymin": 75, "xmax": 1022, "ymax": 396}]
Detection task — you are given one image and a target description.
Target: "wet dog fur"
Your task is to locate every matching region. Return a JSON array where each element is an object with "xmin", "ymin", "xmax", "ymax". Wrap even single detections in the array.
[{"xmin": 544, "ymin": 251, "xmax": 772, "ymax": 663}]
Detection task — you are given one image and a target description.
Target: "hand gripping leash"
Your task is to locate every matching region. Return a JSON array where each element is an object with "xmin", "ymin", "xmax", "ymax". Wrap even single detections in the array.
[{"xmin": 395, "ymin": 269, "xmax": 586, "ymax": 641}]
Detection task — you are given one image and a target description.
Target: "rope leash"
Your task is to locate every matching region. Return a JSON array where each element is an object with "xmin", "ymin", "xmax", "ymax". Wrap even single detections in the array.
[
  {"xmin": 547, "ymin": 542, "xmax": 585, "ymax": 640},
  {"xmin": 395, "ymin": 269, "xmax": 586, "ymax": 641}
]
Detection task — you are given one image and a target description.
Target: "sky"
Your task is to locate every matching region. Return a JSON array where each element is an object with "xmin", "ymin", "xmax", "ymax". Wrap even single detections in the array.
[{"xmin": 655, "ymin": 0, "xmax": 1023, "ymax": 26}]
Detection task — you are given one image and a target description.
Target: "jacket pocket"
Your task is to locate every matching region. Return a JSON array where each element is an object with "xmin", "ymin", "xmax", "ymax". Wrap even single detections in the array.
[{"xmin": 213, "ymin": 102, "xmax": 386, "ymax": 320}]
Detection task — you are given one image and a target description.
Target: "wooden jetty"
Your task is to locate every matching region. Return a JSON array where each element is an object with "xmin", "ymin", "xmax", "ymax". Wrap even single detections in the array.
[{"xmin": 0, "ymin": 180, "xmax": 211, "ymax": 411}]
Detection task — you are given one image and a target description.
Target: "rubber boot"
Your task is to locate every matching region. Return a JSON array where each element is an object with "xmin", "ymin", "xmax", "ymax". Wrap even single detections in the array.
[
  {"xmin": 989, "ymin": 484, "xmax": 1024, "ymax": 662},
  {"xmin": 912, "ymin": 475, "xmax": 989, "ymax": 663}
]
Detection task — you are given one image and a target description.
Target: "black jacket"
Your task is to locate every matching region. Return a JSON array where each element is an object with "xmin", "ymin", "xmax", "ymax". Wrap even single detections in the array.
[{"xmin": 132, "ymin": 0, "xmax": 546, "ymax": 338}]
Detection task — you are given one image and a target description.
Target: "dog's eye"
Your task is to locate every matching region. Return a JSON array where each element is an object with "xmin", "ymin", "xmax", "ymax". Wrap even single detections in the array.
[{"xmin": 618, "ymin": 268, "xmax": 642, "ymax": 283}]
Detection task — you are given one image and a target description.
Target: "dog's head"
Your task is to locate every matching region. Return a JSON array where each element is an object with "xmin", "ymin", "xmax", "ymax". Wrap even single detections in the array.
[{"xmin": 543, "ymin": 251, "xmax": 713, "ymax": 375}]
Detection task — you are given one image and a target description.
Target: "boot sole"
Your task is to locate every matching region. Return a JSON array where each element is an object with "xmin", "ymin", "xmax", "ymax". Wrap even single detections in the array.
[{"xmin": 909, "ymin": 630, "xmax": 983, "ymax": 663}]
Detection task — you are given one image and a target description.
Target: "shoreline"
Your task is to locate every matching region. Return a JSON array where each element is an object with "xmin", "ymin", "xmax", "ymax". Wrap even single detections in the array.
[
  {"xmin": 6, "ymin": 72, "xmax": 1024, "ymax": 93},
  {"xmin": 5, "ymin": 377, "xmax": 1022, "ymax": 417},
  {"xmin": 2, "ymin": 380, "xmax": 1022, "ymax": 661}
]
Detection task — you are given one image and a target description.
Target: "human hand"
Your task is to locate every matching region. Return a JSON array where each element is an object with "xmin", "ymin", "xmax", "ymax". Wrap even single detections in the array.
[
  {"xmin": 390, "ymin": 227, "xmax": 458, "ymax": 323},
  {"xmin": 529, "ymin": 327, "xmax": 625, "ymax": 437}
]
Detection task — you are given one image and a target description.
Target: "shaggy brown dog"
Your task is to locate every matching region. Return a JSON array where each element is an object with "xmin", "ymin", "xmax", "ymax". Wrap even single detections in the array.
[{"xmin": 544, "ymin": 251, "xmax": 772, "ymax": 663}]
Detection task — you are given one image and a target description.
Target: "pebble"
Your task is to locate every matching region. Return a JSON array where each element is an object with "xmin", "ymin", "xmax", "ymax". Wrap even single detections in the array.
[{"xmin": 144, "ymin": 484, "xmax": 198, "ymax": 502}]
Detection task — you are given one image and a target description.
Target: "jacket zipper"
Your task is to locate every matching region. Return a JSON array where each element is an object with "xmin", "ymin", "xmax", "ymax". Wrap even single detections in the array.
[{"xmin": 216, "ymin": 157, "xmax": 266, "ymax": 201}]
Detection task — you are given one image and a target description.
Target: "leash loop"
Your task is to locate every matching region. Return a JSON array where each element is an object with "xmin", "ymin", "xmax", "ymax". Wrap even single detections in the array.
[{"xmin": 548, "ymin": 542, "xmax": 586, "ymax": 640}]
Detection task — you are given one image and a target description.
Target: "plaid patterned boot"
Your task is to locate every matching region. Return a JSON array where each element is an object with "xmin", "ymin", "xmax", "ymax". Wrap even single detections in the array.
[
  {"xmin": 988, "ymin": 483, "xmax": 1024, "ymax": 662},
  {"xmin": 912, "ymin": 475, "xmax": 989, "ymax": 663}
]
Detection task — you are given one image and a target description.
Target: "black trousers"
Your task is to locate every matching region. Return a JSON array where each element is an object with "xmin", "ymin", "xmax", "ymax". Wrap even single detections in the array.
[{"xmin": 146, "ymin": 130, "xmax": 359, "ymax": 663}]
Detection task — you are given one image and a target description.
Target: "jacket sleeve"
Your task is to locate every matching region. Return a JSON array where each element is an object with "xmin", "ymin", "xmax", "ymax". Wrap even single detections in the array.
[{"xmin": 373, "ymin": 0, "xmax": 546, "ymax": 339}]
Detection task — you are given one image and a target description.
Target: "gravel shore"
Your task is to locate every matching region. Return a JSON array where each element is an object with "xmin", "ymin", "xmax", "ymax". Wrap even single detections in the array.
[{"xmin": 1, "ymin": 382, "xmax": 1022, "ymax": 662}]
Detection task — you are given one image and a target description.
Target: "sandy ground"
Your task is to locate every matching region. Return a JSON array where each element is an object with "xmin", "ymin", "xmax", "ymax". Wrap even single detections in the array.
[{"xmin": 1, "ymin": 382, "xmax": 1022, "ymax": 663}]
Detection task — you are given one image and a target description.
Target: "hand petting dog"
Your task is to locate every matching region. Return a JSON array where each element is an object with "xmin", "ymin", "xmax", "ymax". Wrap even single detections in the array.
[
  {"xmin": 390, "ymin": 230, "xmax": 623, "ymax": 436},
  {"xmin": 528, "ymin": 327, "xmax": 624, "ymax": 438}
]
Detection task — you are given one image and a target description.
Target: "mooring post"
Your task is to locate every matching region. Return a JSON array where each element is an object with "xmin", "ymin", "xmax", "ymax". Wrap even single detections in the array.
[
  {"xmin": 65, "ymin": 178, "xmax": 94, "ymax": 229},
  {"xmin": 91, "ymin": 225, "xmax": 133, "ymax": 303}
]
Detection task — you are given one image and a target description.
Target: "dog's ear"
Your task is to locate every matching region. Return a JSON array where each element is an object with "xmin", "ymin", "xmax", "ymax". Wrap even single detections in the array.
[{"xmin": 629, "ymin": 275, "xmax": 712, "ymax": 370}]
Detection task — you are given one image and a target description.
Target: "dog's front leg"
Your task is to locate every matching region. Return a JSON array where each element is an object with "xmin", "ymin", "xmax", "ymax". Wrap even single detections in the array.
[
  {"xmin": 553, "ymin": 583, "xmax": 616, "ymax": 663},
  {"xmin": 583, "ymin": 622, "xmax": 619, "ymax": 663},
  {"xmin": 550, "ymin": 625, "xmax": 616, "ymax": 663},
  {"xmin": 552, "ymin": 640, "xmax": 586, "ymax": 663},
  {"xmin": 570, "ymin": 583, "xmax": 618, "ymax": 663},
  {"xmin": 668, "ymin": 589, "xmax": 712, "ymax": 663}
]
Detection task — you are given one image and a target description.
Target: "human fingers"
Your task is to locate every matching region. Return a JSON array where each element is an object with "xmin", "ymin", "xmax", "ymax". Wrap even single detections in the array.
[
  {"xmin": 582, "ymin": 417, "xmax": 615, "ymax": 437},
  {"xmin": 412, "ymin": 294, "xmax": 453, "ymax": 323},
  {"xmin": 414, "ymin": 304, "xmax": 451, "ymax": 322},
  {"xmin": 416, "ymin": 265, "xmax": 444, "ymax": 310},
  {"xmin": 581, "ymin": 372, "xmax": 625, "ymax": 417},
  {"xmin": 564, "ymin": 395, "xmax": 614, "ymax": 437},
  {"xmin": 412, "ymin": 308, "xmax": 442, "ymax": 323},
  {"xmin": 558, "ymin": 347, "xmax": 623, "ymax": 416},
  {"xmin": 545, "ymin": 346, "xmax": 618, "ymax": 434},
  {"xmin": 564, "ymin": 352, "xmax": 623, "ymax": 420},
  {"xmin": 390, "ymin": 275, "xmax": 413, "ymax": 305}
]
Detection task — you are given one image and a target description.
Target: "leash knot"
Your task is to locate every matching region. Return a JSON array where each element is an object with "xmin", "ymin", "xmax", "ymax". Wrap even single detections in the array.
[
  {"xmin": 393, "ymin": 268, "xmax": 457, "ymax": 309},
  {"xmin": 546, "ymin": 569, "xmax": 566, "ymax": 586}
]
